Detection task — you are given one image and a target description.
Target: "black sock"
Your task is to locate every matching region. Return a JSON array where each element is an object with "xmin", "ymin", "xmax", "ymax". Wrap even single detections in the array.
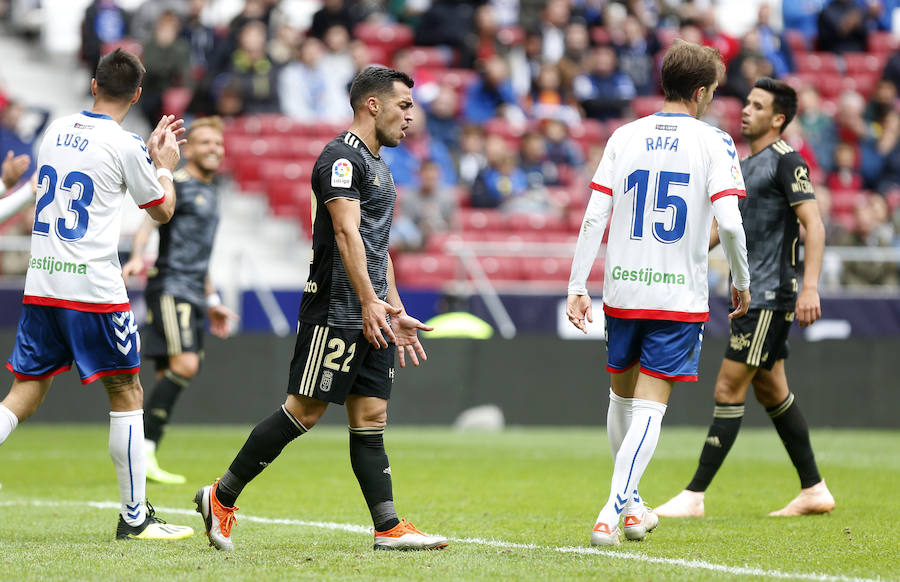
[
  {"xmin": 767, "ymin": 393, "xmax": 821, "ymax": 489},
  {"xmin": 215, "ymin": 405, "xmax": 307, "ymax": 507},
  {"xmin": 144, "ymin": 370, "xmax": 189, "ymax": 445},
  {"xmin": 686, "ymin": 402, "xmax": 745, "ymax": 492},
  {"xmin": 349, "ymin": 426, "xmax": 398, "ymax": 532}
]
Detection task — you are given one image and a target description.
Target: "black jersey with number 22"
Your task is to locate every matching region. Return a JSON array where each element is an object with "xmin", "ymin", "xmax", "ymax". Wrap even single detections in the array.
[{"xmin": 299, "ymin": 131, "xmax": 396, "ymax": 329}]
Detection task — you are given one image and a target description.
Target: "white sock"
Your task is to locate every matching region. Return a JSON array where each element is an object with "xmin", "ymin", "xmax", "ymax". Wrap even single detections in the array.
[
  {"xmin": 109, "ymin": 410, "xmax": 146, "ymax": 526},
  {"xmin": 597, "ymin": 399, "xmax": 667, "ymax": 526},
  {"xmin": 606, "ymin": 389, "xmax": 632, "ymax": 458},
  {"xmin": 144, "ymin": 439, "xmax": 156, "ymax": 453},
  {"xmin": 0, "ymin": 404, "xmax": 18, "ymax": 446}
]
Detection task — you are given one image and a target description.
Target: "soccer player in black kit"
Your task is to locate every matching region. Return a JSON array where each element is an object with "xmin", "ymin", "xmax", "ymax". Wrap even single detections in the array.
[
  {"xmin": 194, "ymin": 67, "xmax": 448, "ymax": 551},
  {"xmin": 123, "ymin": 116, "xmax": 238, "ymax": 484},
  {"xmin": 655, "ymin": 78, "xmax": 835, "ymax": 518}
]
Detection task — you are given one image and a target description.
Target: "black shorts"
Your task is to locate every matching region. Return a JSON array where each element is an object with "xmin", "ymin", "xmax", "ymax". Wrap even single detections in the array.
[
  {"xmin": 724, "ymin": 308, "xmax": 793, "ymax": 370},
  {"xmin": 141, "ymin": 293, "xmax": 205, "ymax": 369},
  {"xmin": 287, "ymin": 322, "xmax": 394, "ymax": 405}
]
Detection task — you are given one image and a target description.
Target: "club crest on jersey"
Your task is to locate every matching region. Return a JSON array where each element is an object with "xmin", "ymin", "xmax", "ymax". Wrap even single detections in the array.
[{"xmin": 332, "ymin": 159, "xmax": 353, "ymax": 188}]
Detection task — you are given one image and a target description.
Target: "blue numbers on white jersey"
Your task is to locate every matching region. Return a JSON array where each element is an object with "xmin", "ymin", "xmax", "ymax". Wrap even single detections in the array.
[
  {"xmin": 626, "ymin": 169, "xmax": 689, "ymax": 244},
  {"xmin": 33, "ymin": 164, "xmax": 95, "ymax": 242}
]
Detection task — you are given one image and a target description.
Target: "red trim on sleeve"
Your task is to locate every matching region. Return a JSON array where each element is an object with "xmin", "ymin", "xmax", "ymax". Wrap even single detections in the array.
[
  {"xmin": 710, "ymin": 188, "xmax": 746, "ymax": 202},
  {"xmin": 6, "ymin": 362, "xmax": 72, "ymax": 381},
  {"xmin": 82, "ymin": 367, "xmax": 140, "ymax": 385},
  {"xmin": 23, "ymin": 296, "xmax": 131, "ymax": 313},
  {"xmin": 138, "ymin": 194, "xmax": 165, "ymax": 209},
  {"xmin": 590, "ymin": 182, "xmax": 613, "ymax": 195},
  {"xmin": 640, "ymin": 366, "xmax": 698, "ymax": 382},
  {"xmin": 603, "ymin": 304, "xmax": 709, "ymax": 322}
]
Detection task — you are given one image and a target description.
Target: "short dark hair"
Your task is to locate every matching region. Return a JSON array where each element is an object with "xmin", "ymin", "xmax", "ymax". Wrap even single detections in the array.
[
  {"xmin": 349, "ymin": 66, "xmax": 414, "ymax": 111},
  {"xmin": 660, "ymin": 39, "xmax": 724, "ymax": 102},
  {"xmin": 94, "ymin": 49, "xmax": 145, "ymax": 101},
  {"xmin": 753, "ymin": 77, "xmax": 798, "ymax": 133}
]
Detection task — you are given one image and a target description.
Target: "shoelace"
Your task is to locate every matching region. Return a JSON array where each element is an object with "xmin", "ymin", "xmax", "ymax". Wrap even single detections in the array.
[
  {"xmin": 144, "ymin": 501, "xmax": 168, "ymax": 524},
  {"xmin": 398, "ymin": 520, "xmax": 424, "ymax": 535},
  {"xmin": 215, "ymin": 500, "xmax": 239, "ymax": 537}
]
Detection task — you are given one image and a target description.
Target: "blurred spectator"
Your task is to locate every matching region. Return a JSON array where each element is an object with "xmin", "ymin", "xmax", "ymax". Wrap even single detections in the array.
[
  {"xmin": 80, "ymin": 0, "xmax": 130, "ymax": 70},
  {"xmin": 129, "ymin": 0, "xmax": 184, "ymax": 42},
  {"xmin": 539, "ymin": 0, "xmax": 571, "ymax": 64},
  {"xmin": 720, "ymin": 33, "xmax": 775, "ymax": 99},
  {"xmin": 509, "ymin": 28, "xmax": 544, "ymax": 98},
  {"xmin": 310, "ymin": 0, "xmax": 362, "ymax": 40},
  {"xmin": 864, "ymin": 80, "xmax": 898, "ymax": 126},
  {"xmin": 783, "ymin": 0, "xmax": 826, "ymax": 46},
  {"xmin": 390, "ymin": 160, "xmax": 458, "ymax": 251},
  {"xmin": 541, "ymin": 118, "xmax": 584, "ymax": 171},
  {"xmin": 463, "ymin": 55, "xmax": 524, "ymax": 125},
  {"xmin": 561, "ymin": 19, "xmax": 591, "ymax": 67},
  {"xmin": 268, "ymin": 21, "xmax": 302, "ymax": 66},
  {"xmin": 0, "ymin": 100, "xmax": 49, "ymax": 177},
  {"xmin": 699, "ymin": 11, "xmax": 740, "ymax": 65},
  {"xmin": 817, "ymin": 0, "xmax": 868, "ymax": 53},
  {"xmin": 470, "ymin": 147, "xmax": 530, "ymax": 209},
  {"xmin": 835, "ymin": 194, "xmax": 898, "ymax": 287},
  {"xmin": 812, "ymin": 184, "xmax": 847, "ymax": 291},
  {"xmin": 139, "ymin": 10, "xmax": 191, "ymax": 126},
  {"xmin": 381, "ymin": 108, "xmax": 457, "ymax": 189},
  {"xmin": 181, "ymin": 0, "xmax": 220, "ymax": 78},
  {"xmin": 612, "ymin": 15, "xmax": 661, "ymax": 96},
  {"xmin": 414, "ymin": 1, "xmax": 479, "ymax": 67},
  {"xmin": 798, "ymin": 85, "xmax": 837, "ymax": 173},
  {"xmin": 468, "ymin": 4, "xmax": 504, "ymax": 65},
  {"xmin": 882, "ymin": 51, "xmax": 900, "ymax": 95},
  {"xmin": 871, "ymin": 111, "xmax": 900, "ymax": 193},
  {"xmin": 456, "ymin": 124, "xmax": 487, "ymax": 186},
  {"xmin": 81, "ymin": 0, "xmax": 129, "ymax": 74},
  {"xmin": 320, "ymin": 25, "xmax": 357, "ymax": 96},
  {"xmin": 573, "ymin": 45, "xmax": 636, "ymax": 121},
  {"xmin": 526, "ymin": 64, "xmax": 581, "ymax": 126},
  {"xmin": 426, "ymin": 84, "xmax": 461, "ymax": 151},
  {"xmin": 827, "ymin": 141, "xmax": 863, "ymax": 191},
  {"xmin": 490, "ymin": 0, "xmax": 520, "ymax": 28},
  {"xmin": 279, "ymin": 36, "xmax": 350, "ymax": 124},
  {"xmin": 520, "ymin": 130, "xmax": 560, "ymax": 188},
  {"xmin": 218, "ymin": 20, "xmax": 280, "ymax": 114},
  {"xmin": 753, "ymin": 3, "xmax": 792, "ymax": 79}
]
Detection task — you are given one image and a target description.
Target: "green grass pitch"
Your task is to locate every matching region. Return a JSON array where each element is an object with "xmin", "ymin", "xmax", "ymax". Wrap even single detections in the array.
[{"xmin": 0, "ymin": 424, "xmax": 897, "ymax": 581}]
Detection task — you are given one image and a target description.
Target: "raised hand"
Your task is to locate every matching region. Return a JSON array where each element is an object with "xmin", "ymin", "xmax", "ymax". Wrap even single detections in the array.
[
  {"xmin": 208, "ymin": 304, "xmax": 240, "ymax": 338},
  {"xmin": 1, "ymin": 150, "xmax": 30, "ymax": 189},
  {"xmin": 390, "ymin": 311, "xmax": 433, "ymax": 368}
]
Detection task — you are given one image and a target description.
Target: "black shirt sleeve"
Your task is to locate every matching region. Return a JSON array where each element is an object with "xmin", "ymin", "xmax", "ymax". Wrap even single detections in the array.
[
  {"xmin": 315, "ymin": 142, "xmax": 367, "ymax": 204},
  {"xmin": 776, "ymin": 151, "xmax": 816, "ymax": 206}
]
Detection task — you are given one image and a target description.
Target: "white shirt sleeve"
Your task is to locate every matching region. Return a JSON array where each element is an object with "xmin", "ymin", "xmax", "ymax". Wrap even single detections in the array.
[
  {"xmin": 712, "ymin": 195, "xmax": 750, "ymax": 291},
  {"xmin": 706, "ymin": 128, "xmax": 746, "ymax": 202},
  {"xmin": 122, "ymin": 134, "xmax": 165, "ymax": 209},
  {"xmin": 568, "ymin": 190, "xmax": 613, "ymax": 295},
  {"xmin": 0, "ymin": 181, "xmax": 35, "ymax": 223}
]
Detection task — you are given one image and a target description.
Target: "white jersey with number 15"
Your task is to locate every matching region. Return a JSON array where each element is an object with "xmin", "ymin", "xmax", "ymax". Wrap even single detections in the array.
[
  {"xmin": 591, "ymin": 112, "xmax": 745, "ymax": 322},
  {"xmin": 24, "ymin": 110, "xmax": 165, "ymax": 312}
]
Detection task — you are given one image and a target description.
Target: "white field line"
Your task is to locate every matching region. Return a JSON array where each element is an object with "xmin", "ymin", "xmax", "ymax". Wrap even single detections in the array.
[{"xmin": 0, "ymin": 498, "xmax": 888, "ymax": 582}]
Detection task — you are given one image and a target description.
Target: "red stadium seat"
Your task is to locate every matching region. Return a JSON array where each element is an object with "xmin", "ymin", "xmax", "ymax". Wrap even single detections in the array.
[
  {"xmin": 507, "ymin": 212, "xmax": 567, "ymax": 233},
  {"xmin": 403, "ymin": 46, "xmax": 455, "ymax": 69},
  {"xmin": 785, "ymin": 29, "xmax": 810, "ymax": 54},
  {"xmin": 161, "ymin": 87, "xmax": 192, "ymax": 118},
  {"xmin": 458, "ymin": 208, "xmax": 508, "ymax": 232},
  {"xmin": 631, "ymin": 95, "xmax": 665, "ymax": 118},
  {"xmin": 477, "ymin": 256, "xmax": 522, "ymax": 281},
  {"xmin": 392, "ymin": 253, "xmax": 458, "ymax": 287},
  {"xmin": 520, "ymin": 256, "xmax": 571, "ymax": 282},
  {"xmin": 868, "ymin": 31, "xmax": 898, "ymax": 54},
  {"xmin": 354, "ymin": 22, "xmax": 414, "ymax": 54},
  {"xmin": 843, "ymin": 53, "xmax": 887, "ymax": 76},
  {"xmin": 794, "ymin": 52, "xmax": 842, "ymax": 74},
  {"xmin": 101, "ymin": 38, "xmax": 143, "ymax": 59}
]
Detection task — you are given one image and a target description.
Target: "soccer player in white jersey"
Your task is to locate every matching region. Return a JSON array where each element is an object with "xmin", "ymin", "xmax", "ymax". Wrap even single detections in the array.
[
  {"xmin": 566, "ymin": 39, "xmax": 752, "ymax": 546},
  {"xmin": 0, "ymin": 49, "xmax": 194, "ymax": 541}
]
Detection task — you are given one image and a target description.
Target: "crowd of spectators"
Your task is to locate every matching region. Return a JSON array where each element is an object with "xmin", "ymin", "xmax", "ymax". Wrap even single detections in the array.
[{"xmin": 24, "ymin": 0, "xmax": 900, "ymax": 288}]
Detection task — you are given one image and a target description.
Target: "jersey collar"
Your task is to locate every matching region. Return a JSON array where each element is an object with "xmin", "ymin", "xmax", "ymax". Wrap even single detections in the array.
[
  {"xmin": 653, "ymin": 112, "xmax": 693, "ymax": 118},
  {"xmin": 81, "ymin": 110, "xmax": 114, "ymax": 120}
]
